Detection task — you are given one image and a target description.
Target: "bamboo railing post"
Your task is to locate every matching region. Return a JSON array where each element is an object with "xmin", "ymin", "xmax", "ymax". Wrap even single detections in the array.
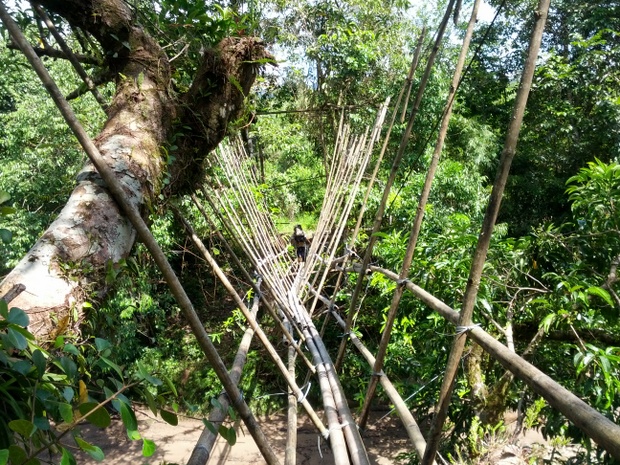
[
  {"xmin": 341, "ymin": 0, "xmax": 457, "ymax": 378},
  {"xmin": 187, "ymin": 278, "xmax": 262, "ymax": 465},
  {"xmin": 421, "ymin": 2, "xmax": 550, "ymax": 463},
  {"xmin": 333, "ymin": 42, "xmax": 425, "ymax": 371},
  {"xmin": 191, "ymin": 193, "xmax": 314, "ymax": 371},
  {"xmin": 400, "ymin": 27, "xmax": 427, "ymax": 124},
  {"xmin": 357, "ymin": 0, "xmax": 482, "ymax": 431},
  {"xmin": 284, "ymin": 320, "xmax": 298, "ymax": 465},
  {"xmin": 0, "ymin": 5, "xmax": 281, "ymax": 463}
]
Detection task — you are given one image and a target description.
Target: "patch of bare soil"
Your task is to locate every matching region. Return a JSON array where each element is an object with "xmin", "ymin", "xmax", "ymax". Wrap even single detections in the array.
[{"xmin": 54, "ymin": 409, "xmax": 411, "ymax": 465}]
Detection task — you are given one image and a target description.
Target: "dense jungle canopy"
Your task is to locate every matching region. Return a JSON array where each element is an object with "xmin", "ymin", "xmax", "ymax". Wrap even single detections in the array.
[{"xmin": 0, "ymin": 0, "xmax": 619, "ymax": 464}]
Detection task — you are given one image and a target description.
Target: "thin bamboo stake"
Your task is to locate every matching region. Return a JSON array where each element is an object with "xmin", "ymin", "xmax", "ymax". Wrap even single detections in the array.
[
  {"xmin": 0, "ymin": 6, "xmax": 280, "ymax": 464},
  {"xmin": 357, "ymin": 0, "xmax": 482, "ymax": 431},
  {"xmin": 343, "ymin": 0, "xmax": 457, "ymax": 376},
  {"xmin": 333, "ymin": 51, "xmax": 421, "ymax": 371},
  {"xmin": 284, "ymin": 319, "xmax": 297, "ymax": 465},
  {"xmin": 421, "ymin": 2, "xmax": 550, "ymax": 463},
  {"xmin": 400, "ymin": 27, "xmax": 427, "ymax": 123},
  {"xmin": 361, "ymin": 264, "xmax": 620, "ymax": 460},
  {"xmin": 187, "ymin": 278, "xmax": 262, "ymax": 465}
]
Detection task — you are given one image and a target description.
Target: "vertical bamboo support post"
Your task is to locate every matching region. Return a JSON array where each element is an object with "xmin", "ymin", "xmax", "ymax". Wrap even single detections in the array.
[
  {"xmin": 341, "ymin": 0, "xmax": 456, "ymax": 376},
  {"xmin": 0, "ymin": 6, "xmax": 281, "ymax": 464},
  {"xmin": 187, "ymin": 279, "xmax": 262, "ymax": 465},
  {"xmin": 285, "ymin": 320, "xmax": 298, "ymax": 465},
  {"xmin": 357, "ymin": 0, "xmax": 482, "ymax": 431},
  {"xmin": 421, "ymin": 2, "xmax": 551, "ymax": 463}
]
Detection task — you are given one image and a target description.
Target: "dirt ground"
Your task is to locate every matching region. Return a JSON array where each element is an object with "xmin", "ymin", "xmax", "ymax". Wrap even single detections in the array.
[
  {"xmin": 39, "ymin": 408, "xmax": 582, "ymax": 465},
  {"xmin": 55, "ymin": 409, "xmax": 413, "ymax": 465}
]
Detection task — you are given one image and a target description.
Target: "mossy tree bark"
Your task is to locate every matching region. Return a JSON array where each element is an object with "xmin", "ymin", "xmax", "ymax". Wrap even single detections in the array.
[{"xmin": 0, "ymin": 0, "xmax": 269, "ymax": 340}]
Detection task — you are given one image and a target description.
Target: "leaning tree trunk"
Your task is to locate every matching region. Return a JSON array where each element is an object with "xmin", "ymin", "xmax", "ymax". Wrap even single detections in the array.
[{"xmin": 0, "ymin": 0, "xmax": 269, "ymax": 340}]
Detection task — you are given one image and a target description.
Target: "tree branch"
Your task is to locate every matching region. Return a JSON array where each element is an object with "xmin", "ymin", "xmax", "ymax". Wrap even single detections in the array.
[{"xmin": 7, "ymin": 41, "xmax": 101, "ymax": 65}]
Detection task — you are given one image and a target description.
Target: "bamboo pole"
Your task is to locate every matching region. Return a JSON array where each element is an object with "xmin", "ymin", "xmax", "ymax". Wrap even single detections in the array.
[
  {"xmin": 284, "ymin": 320, "xmax": 297, "ymax": 465},
  {"xmin": 187, "ymin": 278, "xmax": 262, "ymax": 465},
  {"xmin": 287, "ymin": 294, "xmax": 350, "ymax": 465},
  {"xmin": 357, "ymin": 0, "xmax": 482, "ymax": 431},
  {"xmin": 289, "ymin": 286, "xmax": 370, "ymax": 465},
  {"xmin": 400, "ymin": 27, "xmax": 427, "ymax": 124},
  {"xmin": 361, "ymin": 264, "xmax": 620, "ymax": 460},
  {"xmin": 0, "ymin": 6, "xmax": 281, "ymax": 464},
  {"xmin": 421, "ymin": 1, "xmax": 550, "ymax": 463},
  {"xmin": 329, "ymin": 309, "xmax": 431, "ymax": 463},
  {"xmin": 308, "ymin": 285, "xmax": 432, "ymax": 462},
  {"xmin": 343, "ymin": 0, "xmax": 457, "ymax": 377}
]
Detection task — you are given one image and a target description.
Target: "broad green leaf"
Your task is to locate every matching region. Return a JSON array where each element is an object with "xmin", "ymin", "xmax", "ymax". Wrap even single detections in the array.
[
  {"xmin": 210, "ymin": 397, "xmax": 224, "ymax": 410},
  {"xmin": 142, "ymin": 438, "xmax": 156, "ymax": 457},
  {"xmin": 59, "ymin": 357, "xmax": 77, "ymax": 380},
  {"xmin": 0, "ymin": 300, "xmax": 7, "ymax": 318},
  {"xmin": 0, "ymin": 229, "xmax": 10, "ymax": 244},
  {"xmin": 7, "ymin": 327, "xmax": 28, "ymax": 350},
  {"xmin": 12, "ymin": 360, "xmax": 32, "ymax": 375},
  {"xmin": 58, "ymin": 403, "xmax": 74, "ymax": 424},
  {"xmin": 218, "ymin": 425, "xmax": 236, "ymax": 446},
  {"xmin": 63, "ymin": 344, "xmax": 80, "ymax": 356},
  {"xmin": 160, "ymin": 409, "xmax": 178, "ymax": 426},
  {"xmin": 9, "ymin": 419, "xmax": 36, "ymax": 437},
  {"xmin": 33, "ymin": 416, "xmax": 50, "ymax": 431},
  {"xmin": 60, "ymin": 447, "xmax": 77, "ymax": 465},
  {"xmin": 164, "ymin": 374, "xmax": 178, "ymax": 397},
  {"xmin": 0, "ymin": 191, "xmax": 9, "ymax": 204},
  {"xmin": 62, "ymin": 387, "xmax": 75, "ymax": 402},
  {"xmin": 94, "ymin": 338, "xmax": 112, "ymax": 353},
  {"xmin": 7, "ymin": 307, "xmax": 29, "ymax": 327},
  {"xmin": 8, "ymin": 445, "xmax": 27, "ymax": 464},
  {"xmin": 586, "ymin": 286, "xmax": 613, "ymax": 306},
  {"xmin": 203, "ymin": 419, "xmax": 217, "ymax": 435},
  {"xmin": 0, "ymin": 449, "xmax": 8, "ymax": 465},
  {"xmin": 99, "ymin": 356, "xmax": 124, "ymax": 380},
  {"xmin": 75, "ymin": 437, "xmax": 104, "ymax": 461},
  {"xmin": 226, "ymin": 427, "xmax": 236, "ymax": 446},
  {"xmin": 136, "ymin": 361, "xmax": 162, "ymax": 386},
  {"xmin": 118, "ymin": 401, "xmax": 140, "ymax": 440},
  {"xmin": 32, "ymin": 349, "xmax": 47, "ymax": 378},
  {"xmin": 78, "ymin": 402, "xmax": 111, "ymax": 428}
]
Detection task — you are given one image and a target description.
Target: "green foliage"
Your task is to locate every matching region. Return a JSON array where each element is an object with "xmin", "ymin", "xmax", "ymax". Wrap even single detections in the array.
[{"xmin": 0, "ymin": 300, "xmax": 174, "ymax": 463}]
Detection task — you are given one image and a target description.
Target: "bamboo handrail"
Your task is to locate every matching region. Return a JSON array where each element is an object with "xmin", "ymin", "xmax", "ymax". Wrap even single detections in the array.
[
  {"xmin": 173, "ymin": 208, "xmax": 329, "ymax": 438},
  {"xmin": 360, "ymin": 264, "xmax": 620, "ymax": 460},
  {"xmin": 342, "ymin": 0, "xmax": 457, "ymax": 379}
]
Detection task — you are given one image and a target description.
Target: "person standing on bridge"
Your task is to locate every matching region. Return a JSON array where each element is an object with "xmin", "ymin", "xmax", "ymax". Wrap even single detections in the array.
[{"xmin": 291, "ymin": 224, "xmax": 310, "ymax": 263}]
